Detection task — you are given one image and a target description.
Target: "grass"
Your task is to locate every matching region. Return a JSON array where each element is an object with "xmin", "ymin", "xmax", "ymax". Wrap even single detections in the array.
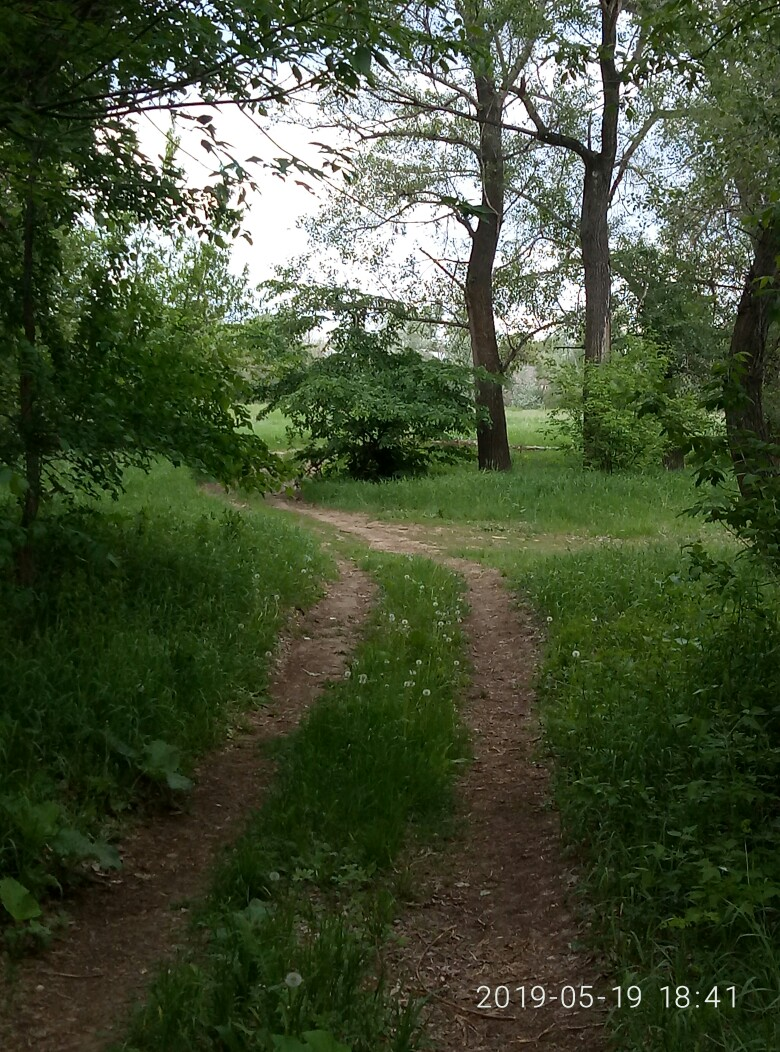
[
  {"xmin": 271, "ymin": 440, "xmax": 778, "ymax": 1052},
  {"xmin": 507, "ymin": 543, "xmax": 780, "ymax": 1051},
  {"xmin": 117, "ymin": 552, "xmax": 470, "ymax": 1052},
  {"xmin": 302, "ymin": 456, "xmax": 708, "ymax": 542},
  {"xmin": 249, "ymin": 406, "xmax": 557, "ymax": 456},
  {"xmin": 505, "ymin": 406, "xmax": 559, "ymax": 447},
  {"xmin": 250, "ymin": 406, "xmax": 300, "ymax": 451},
  {"xmin": 0, "ymin": 463, "xmax": 332, "ymax": 927}
]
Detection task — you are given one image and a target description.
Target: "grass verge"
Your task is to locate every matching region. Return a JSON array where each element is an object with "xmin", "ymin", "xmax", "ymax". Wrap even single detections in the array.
[
  {"xmin": 0, "ymin": 463, "xmax": 332, "ymax": 934},
  {"xmin": 117, "ymin": 552, "xmax": 470, "ymax": 1052}
]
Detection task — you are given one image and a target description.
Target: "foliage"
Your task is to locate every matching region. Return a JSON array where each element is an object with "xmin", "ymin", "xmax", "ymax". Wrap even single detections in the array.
[
  {"xmin": 0, "ymin": 224, "xmax": 281, "ymax": 538},
  {"xmin": 0, "ymin": 0, "xmax": 422, "ymax": 576},
  {"xmin": 264, "ymin": 313, "xmax": 479, "ymax": 480},
  {"xmin": 0, "ymin": 464, "xmax": 330, "ymax": 926},
  {"xmin": 546, "ymin": 338, "xmax": 714, "ymax": 472},
  {"xmin": 118, "ymin": 553, "xmax": 469, "ymax": 1052}
]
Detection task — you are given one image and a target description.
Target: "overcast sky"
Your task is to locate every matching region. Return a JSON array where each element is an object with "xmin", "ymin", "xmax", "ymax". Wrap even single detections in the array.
[{"xmin": 135, "ymin": 104, "xmax": 335, "ymax": 287}]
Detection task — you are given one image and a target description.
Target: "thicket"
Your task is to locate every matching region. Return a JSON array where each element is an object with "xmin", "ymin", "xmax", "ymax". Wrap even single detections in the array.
[{"xmin": 262, "ymin": 308, "xmax": 478, "ymax": 481}]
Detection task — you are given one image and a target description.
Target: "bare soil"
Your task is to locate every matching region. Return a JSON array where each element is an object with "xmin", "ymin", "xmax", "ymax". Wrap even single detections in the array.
[{"xmin": 0, "ymin": 557, "xmax": 375, "ymax": 1052}]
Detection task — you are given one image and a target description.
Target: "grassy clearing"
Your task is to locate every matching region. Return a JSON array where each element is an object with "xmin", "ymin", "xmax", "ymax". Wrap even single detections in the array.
[
  {"xmin": 0, "ymin": 463, "xmax": 331, "ymax": 929},
  {"xmin": 250, "ymin": 407, "xmax": 301, "ymax": 451},
  {"xmin": 505, "ymin": 407, "xmax": 560, "ymax": 447},
  {"xmin": 249, "ymin": 407, "xmax": 557, "ymax": 456},
  {"xmin": 118, "ymin": 552, "xmax": 469, "ymax": 1052},
  {"xmin": 303, "ymin": 457, "xmax": 705, "ymax": 541}
]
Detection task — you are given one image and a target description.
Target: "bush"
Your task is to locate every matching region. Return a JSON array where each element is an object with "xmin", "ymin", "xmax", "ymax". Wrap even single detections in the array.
[
  {"xmin": 546, "ymin": 337, "xmax": 712, "ymax": 472},
  {"xmin": 263, "ymin": 317, "xmax": 477, "ymax": 481}
]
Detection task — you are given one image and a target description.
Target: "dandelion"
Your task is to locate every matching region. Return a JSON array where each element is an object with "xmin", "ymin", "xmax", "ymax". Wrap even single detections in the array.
[
  {"xmin": 546, "ymin": 616, "xmax": 553, "ymax": 622},
  {"xmin": 454, "ymin": 660, "xmax": 460, "ymax": 667},
  {"xmin": 238, "ymin": 623, "xmax": 245, "ymax": 630},
  {"xmin": 422, "ymin": 689, "xmax": 431, "ymax": 697},
  {"xmin": 265, "ymin": 650, "xmax": 273, "ymax": 658},
  {"xmin": 401, "ymin": 619, "xmax": 409, "ymax": 626},
  {"xmin": 416, "ymin": 659, "xmax": 423, "ymax": 666},
  {"xmin": 344, "ymin": 669, "xmax": 352, "ymax": 679},
  {"xmin": 572, "ymin": 650, "xmax": 580, "ymax": 659},
  {"xmin": 285, "ymin": 972, "xmax": 303, "ymax": 989},
  {"xmin": 404, "ymin": 680, "xmax": 413, "ymax": 688},
  {"xmin": 358, "ymin": 673, "xmax": 368, "ymax": 684},
  {"xmin": 388, "ymin": 613, "xmax": 395, "ymax": 622},
  {"xmin": 269, "ymin": 871, "xmax": 281, "ymax": 882}
]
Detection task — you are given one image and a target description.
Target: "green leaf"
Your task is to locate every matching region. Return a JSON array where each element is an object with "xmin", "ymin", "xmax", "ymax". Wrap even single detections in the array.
[
  {"xmin": 52, "ymin": 828, "xmax": 122, "ymax": 869},
  {"xmin": 271, "ymin": 1038, "xmax": 308, "ymax": 1052},
  {"xmin": 351, "ymin": 46, "xmax": 372, "ymax": 76},
  {"xmin": 164, "ymin": 771, "xmax": 194, "ymax": 791},
  {"xmin": 0, "ymin": 878, "xmax": 42, "ymax": 921}
]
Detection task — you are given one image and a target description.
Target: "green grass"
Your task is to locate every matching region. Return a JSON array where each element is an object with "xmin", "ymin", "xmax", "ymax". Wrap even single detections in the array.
[
  {"xmin": 250, "ymin": 406, "xmax": 304, "ymax": 450},
  {"xmin": 288, "ymin": 447, "xmax": 776, "ymax": 1051},
  {"xmin": 302, "ymin": 457, "xmax": 707, "ymax": 541},
  {"xmin": 0, "ymin": 463, "xmax": 332, "ymax": 922},
  {"xmin": 118, "ymin": 552, "xmax": 470, "ymax": 1052},
  {"xmin": 249, "ymin": 406, "xmax": 556, "ymax": 455},
  {"xmin": 505, "ymin": 407, "xmax": 560, "ymax": 447},
  {"xmin": 504, "ymin": 543, "xmax": 780, "ymax": 1050}
]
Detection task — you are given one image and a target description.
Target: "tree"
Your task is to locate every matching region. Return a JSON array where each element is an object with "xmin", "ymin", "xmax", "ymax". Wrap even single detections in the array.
[
  {"xmin": 507, "ymin": 0, "xmax": 680, "ymax": 462},
  {"xmin": 261, "ymin": 292, "xmax": 479, "ymax": 479},
  {"xmin": 0, "ymin": 0, "xmax": 413, "ymax": 581},
  {"xmin": 297, "ymin": 0, "xmax": 569, "ymax": 470}
]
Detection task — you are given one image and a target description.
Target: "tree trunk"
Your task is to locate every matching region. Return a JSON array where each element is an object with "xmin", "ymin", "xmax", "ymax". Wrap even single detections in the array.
[
  {"xmin": 581, "ymin": 160, "xmax": 612, "ymax": 366},
  {"xmin": 15, "ymin": 192, "xmax": 42, "ymax": 587},
  {"xmin": 725, "ymin": 217, "xmax": 780, "ymax": 494},
  {"xmin": 580, "ymin": 159, "xmax": 613, "ymax": 466},
  {"xmin": 465, "ymin": 73, "xmax": 511, "ymax": 472}
]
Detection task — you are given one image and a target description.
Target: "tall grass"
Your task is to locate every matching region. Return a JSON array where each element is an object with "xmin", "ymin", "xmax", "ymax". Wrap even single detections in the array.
[
  {"xmin": 303, "ymin": 457, "xmax": 705, "ymax": 540},
  {"xmin": 506, "ymin": 544, "xmax": 780, "ymax": 1050},
  {"xmin": 118, "ymin": 553, "xmax": 470, "ymax": 1052},
  {"xmin": 0, "ymin": 463, "xmax": 331, "ymax": 914}
]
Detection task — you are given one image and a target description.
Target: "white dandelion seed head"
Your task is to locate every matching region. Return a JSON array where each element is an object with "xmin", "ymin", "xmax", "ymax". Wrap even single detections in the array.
[{"xmin": 285, "ymin": 971, "xmax": 303, "ymax": 989}]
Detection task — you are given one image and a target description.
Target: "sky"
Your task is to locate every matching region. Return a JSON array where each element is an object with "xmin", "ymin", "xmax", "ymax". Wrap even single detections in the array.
[{"xmin": 135, "ymin": 103, "xmax": 337, "ymax": 287}]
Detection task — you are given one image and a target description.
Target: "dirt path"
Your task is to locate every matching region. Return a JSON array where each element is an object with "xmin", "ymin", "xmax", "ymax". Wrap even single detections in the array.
[
  {"xmin": 0, "ymin": 558, "xmax": 375, "ymax": 1052},
  {"xmin": 272, "ymin": 501, "xmax": 607, "ymax": 1051}
]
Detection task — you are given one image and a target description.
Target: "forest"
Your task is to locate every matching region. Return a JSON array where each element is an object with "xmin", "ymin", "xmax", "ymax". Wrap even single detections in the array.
[{"xmin": 0, "ymin": 1, "xmax": 779, "ymax": 1050}]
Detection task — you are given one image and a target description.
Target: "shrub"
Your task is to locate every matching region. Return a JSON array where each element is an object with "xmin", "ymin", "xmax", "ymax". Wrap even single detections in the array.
[
  {"xmin": 546, "ymin": 337, "xmax": 712, "ymax": 472},
  {"xmin": 263, "ymin": 317, "xmax": 477, "ymax": 481}
]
